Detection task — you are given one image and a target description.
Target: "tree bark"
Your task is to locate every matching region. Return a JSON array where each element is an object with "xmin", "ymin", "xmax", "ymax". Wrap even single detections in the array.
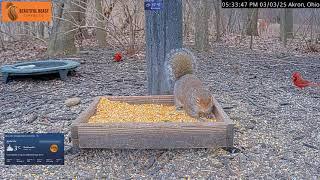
[
  {"xmin": 195, "ymin": 0, "xmax": 209, "ymax": 51},
  {"xmin": 95, "ymin": 0, "xmax": 107, "ymax": 47},
  {"xmin": 226, "ymin": 8, "xmax": 234, "ymax": 33},
  {"xmin": 38, "ymin": 23, "xmax": 44, "ymax": 39},
  {"xmin": 280, "ymin": 8, "xmax": 293, "ymax": 45},
  {"xmin": 145, "ymin": 0, "xmax": 183, "ymax": 95},
  {"xmin": 310, "ymin": 9, "xmax": 314, "ymax": 42},
  {"xmin": 47, "ymin": 1, "xmax": 79, "ymax": 56},
  {"xmin": 213, "ymin": 0, "xmax": 221, "ymax": 42},
  {"xmin": 78, "ymin": 0, "xmax": 89, "ymax": 39},
  {"xmin": 182, "ymin": 0, "xmax": 191, "ymax": 41},
  {"xmin": 246, "ymin": 8, "xmax": 258, "ymax": 36}
]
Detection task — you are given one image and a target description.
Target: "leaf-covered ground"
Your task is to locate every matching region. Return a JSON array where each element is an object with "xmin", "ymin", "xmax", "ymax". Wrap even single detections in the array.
[{"xmin": 0, "ymin": 37, "xmax": 319, "ymax": 179}]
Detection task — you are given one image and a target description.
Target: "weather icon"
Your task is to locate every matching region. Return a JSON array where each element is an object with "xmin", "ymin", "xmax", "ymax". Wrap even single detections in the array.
[
  {"xmin": 50, "ymin": 144, "xmax": 58, "ymax": 153},
  {"xmin": 6, "ymin": 144, "xmax": 14, "ymax": 152}
]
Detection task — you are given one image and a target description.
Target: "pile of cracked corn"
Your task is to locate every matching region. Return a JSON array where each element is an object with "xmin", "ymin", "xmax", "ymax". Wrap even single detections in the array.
[{"xmin": 88, "ymin": 97, "xmax": 216, "ymax": 123}]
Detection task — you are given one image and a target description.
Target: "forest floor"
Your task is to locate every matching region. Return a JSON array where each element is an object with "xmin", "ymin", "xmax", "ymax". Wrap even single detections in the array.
[{"xmin": 0, "ymin": 37, "xmax": 319, "ymax": 179}]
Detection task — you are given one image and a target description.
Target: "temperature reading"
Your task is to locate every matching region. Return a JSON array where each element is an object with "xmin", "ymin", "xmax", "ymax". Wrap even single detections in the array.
[
  {"xmin": 145, "ymin": 0, "xmax": 163, "ymax": 10},
  {"xmin": 14, "ymin": 145, "xmax": 21, "ymax": 151}
]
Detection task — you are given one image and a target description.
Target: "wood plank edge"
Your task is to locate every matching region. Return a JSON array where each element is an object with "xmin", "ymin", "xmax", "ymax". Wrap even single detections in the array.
[
  {"xmin": 72, "ymin": 138, "xmax": 79, "ymax": 148},
  {"xmin": 71, "ymin": 96, "xmax": 101, "ymax": 139},
  {"xmin": 225, "ymin": 124, "xmax": 234, "ymax": 147},
  {"xmin": 212, "ymin": 96, "xmax": 234, "ymax": 125}
]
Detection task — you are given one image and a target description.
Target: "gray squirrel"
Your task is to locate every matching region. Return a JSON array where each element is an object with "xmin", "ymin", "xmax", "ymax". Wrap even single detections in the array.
[{"xmin": 165, "ymin": 48, "xmax": 214, "ymax": 119}]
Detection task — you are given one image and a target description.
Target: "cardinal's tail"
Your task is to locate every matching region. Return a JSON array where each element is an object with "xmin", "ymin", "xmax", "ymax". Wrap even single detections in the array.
[{"xmin": 310, "ymin": 82, "xmax": 320, "ymax": 87}]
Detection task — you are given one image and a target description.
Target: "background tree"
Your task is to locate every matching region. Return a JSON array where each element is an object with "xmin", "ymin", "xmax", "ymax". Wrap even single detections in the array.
[
  {"xmin": 38, "ymin": 23, "xmax": 45, "ymax": 39},
  {"xmin": 213, "ymin": 0, "xmax": 221, "ymax": 42},
  {"xmin": 246, "ymin": 8, "xmax": 259, "ymax": 36},
  {"xmin": 47, "ymin": 1, "xmax": 80, "ymax": 56},
  {"xmin": 78, "ymin": 0, "xmax": 89, "ymax": 39},
  {"xmin": 95, "ymin": 0, "xmax": 107, "ymax": 47},
  {"xmin": 280, "ymin": 8, "xmax": 293, "ymax": 46},
  {"xmin": 194, "ymin": 0, "xmax": 209, "ymax": 51},
  {"xmin": 1, "ymin": 0, "xmax": 319, "ymax": 56}
]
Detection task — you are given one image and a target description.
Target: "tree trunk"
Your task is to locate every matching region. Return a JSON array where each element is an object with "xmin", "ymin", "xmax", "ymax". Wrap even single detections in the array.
[
  {"xmin": 44, "ymin": 22, "xmax": 50, "ymax": 39},
  {"xmin": 0, "ymin": 31, "xmax": 5, "ymax": 51},
  {"xmin": 220, "ymin": 8, "xmax": 226, "ymax": 35},
  {"xmin": 125, "ymin": 4, "xmax": 136, "ymax": 55},
  {"xmin": 145, "ymin": 0, "xmax": 183, "ymax": 95},
  {"xmin": 38, "ymin": 23, "xmax": 44, "ymax": 39},
  {"xmin": 246, "ymin": 8, "xmax": 258, "ymax": 36},
  {"xmin": 182, "ymin": 0, "xmax": 188, "ymax": 40},
  {"xmin": 226, "ymin": 8, "xmax": 235, "ymax": 33},
  {"xmin": 31, "ymin": 22, "xmax": 37, "ymax": 37},
  {"xmin": 22, "ymin": 22, "xmax": 29, "ymax": 40},
  {"xmin": 47, "ymin": 1, "xmax": 79, "ymax": 56},
  {"xmin": 280, "ymin": 8, "xmax": 293, "ymax": 45},
  {"xmin": 78, "ymin": 0, "xmax": 89, "ymax": 39},
  {"xmin": 95, "ymin": 0, "xmax": 107, "ymax": 47},
  {"xmin": 195, "ymin": 0, "xmax": 209, "ymax": 51},
  {"xmin": 213, "ymin": 0, "xmax": 221, "ymax": 42},
  {"xmin": 310, "ymin": 9, "xmax": 314, "ymax": 42},
  {"xmin": 183, "ymin": 0, "xmax": 192, "ymax": 41}
]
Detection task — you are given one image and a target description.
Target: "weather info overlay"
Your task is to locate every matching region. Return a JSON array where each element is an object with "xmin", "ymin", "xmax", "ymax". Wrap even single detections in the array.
[
  {"xmin": 144, "ymin": 0, "xmax": 163, "ymax": 10},
  {"xmin": 4, "ymin": 133, "xmax": 64, "ymax": 165}
]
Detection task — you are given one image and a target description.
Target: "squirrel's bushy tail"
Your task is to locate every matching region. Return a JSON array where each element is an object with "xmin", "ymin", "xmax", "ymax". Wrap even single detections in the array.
[{"xmin": 165, "ymin": 48, "xmax": 197, "ymax": 87}]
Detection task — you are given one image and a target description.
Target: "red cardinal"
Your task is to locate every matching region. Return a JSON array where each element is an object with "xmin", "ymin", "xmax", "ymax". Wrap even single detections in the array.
[
  {"xmin": 114, "ymin": 52, "xmax": 122, "ymax": 62},
  {"xmin": 292, "ymin": 72, "xmax": 320, "ymax": 89}
]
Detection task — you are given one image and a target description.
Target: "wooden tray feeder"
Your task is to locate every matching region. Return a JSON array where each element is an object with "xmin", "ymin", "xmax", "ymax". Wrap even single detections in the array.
[{"xmin": 71, "ymin": 95, "xmax": 234, "ymax": 149}]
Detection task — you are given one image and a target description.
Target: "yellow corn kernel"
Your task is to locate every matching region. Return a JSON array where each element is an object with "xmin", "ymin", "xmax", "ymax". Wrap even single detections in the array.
[{"xmin": 88, "ymin": 97, "xmax": 216, "ymax": 123}]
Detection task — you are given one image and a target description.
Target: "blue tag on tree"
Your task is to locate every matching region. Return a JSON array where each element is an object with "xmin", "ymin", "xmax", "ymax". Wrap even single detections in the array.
[
  {"xmin": 4, "ymin": 133, "xmax": 64, "ymax": 165},
  {"xmin": 145, "ymin": 0, "xmax": 163, "ymax": 10}
]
